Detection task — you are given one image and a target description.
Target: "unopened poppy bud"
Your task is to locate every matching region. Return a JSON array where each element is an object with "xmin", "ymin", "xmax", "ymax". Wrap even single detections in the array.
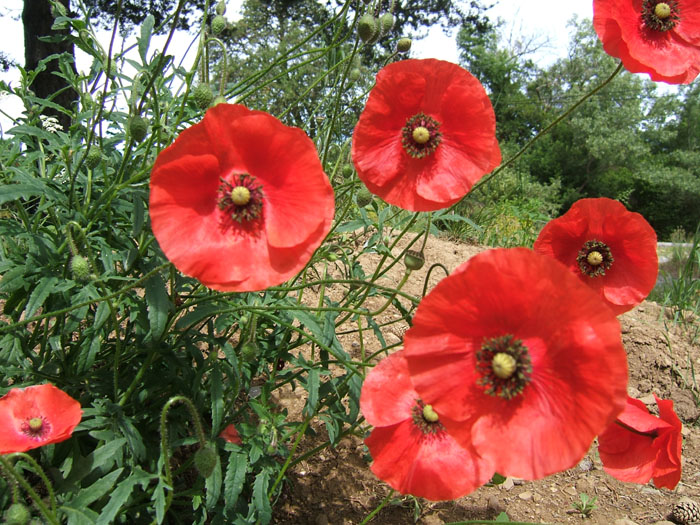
[
  {"xmin": 215, "ymin": 0, "xmax": 226, "ymax": 15},
  {"xmin": 378, "ymin": 13, "xmax": 394, "ymax": 36},
  {"xmin": 357, "ymin": 14, "xmax": 378, "ymax": 43},
  {"xmin": 356, "ymin": 187, "xmax": 373, "ymax": 207},
  {"xmin": 194, "ymin": 444, "xmax": 218, "ymax": 478},
  {"xmin": 397, "ymin": 37, "xmax": 412, "ymax": 53},
  {"xmin": 85, "ymin": 147, "xmax": 102, "ymax": 169},
  {"xmin": 341, "ymin": 164, "xmax": 354, "ymax": 178},
  {"xmin": 349, "ymin": 68, "xmax": 362, "ymax": 82},
  {"xmin": 404, "ymin": 250, "xmax": 425, "ymax": 271},
  {"xmin": 4, "ymin": 503, "xmax": 31, "ymax": 525},
  {"xmin": 129, "ymin": 116, "xmax": 149, "ymax": 142},
  {"xmin": 212, "ymin": 95, "xmax": 228, "ymax": 106},
  {"xmin": 241, "ymin": 341, "xmax": 259, "ymax": 362},
  {"xmin": 211, "ymin": 15, "xmax": 227, "ymax": 35},
  {"xmin": 70, "ymin": 255, "xmax": 90, "ymax": 282},
  {"xmin": 192, "ymin": 83, "xmax": 214, "ymax": 109}
]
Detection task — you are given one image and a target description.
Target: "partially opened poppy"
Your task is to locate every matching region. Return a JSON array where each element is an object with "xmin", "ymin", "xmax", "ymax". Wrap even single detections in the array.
[
  {"xmin": 598, "ymin": 395, "xmax": 682, "ymax": 489},
  {"xmin": 593, "ymin": 0, "xmax": 700, "ymax": 84},
  {"xmin": 150, "ymin": 104, "xmax": 335, "ymax": 292},
  {"xmin": 533, "ymin": 198, "xmax": 658, "ymax": 316},
  {"xmin": 403, "ymin": 248, "xmax": 628, "ymax": 480},
  {"xmin": 0, "ymin": 384, "xmax": 82, "ymax": 454},
  {"xmin": 219, "ymin": 424, "xmax": 242, "ymax": 445},
  {"xmin": 351, "ymin": 58, "xmax": 501, "ymax": 211},
  {"xmin": 360, "ymin": 351, "xmax": 493, "ymax": 500}
]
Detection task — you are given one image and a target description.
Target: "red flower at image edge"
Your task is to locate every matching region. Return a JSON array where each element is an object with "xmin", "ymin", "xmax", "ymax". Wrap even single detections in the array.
[
  {"xmin": 593, "ymin": 0, "xmax": 700, "ymax": 84},
  {"xmin": 598, "ymin": 395, "xmax": 682, "ymax": 489},
  {"xmin": 360, "ymin": 351, "xmax": 493, "ymax": 500},
  {"xmin": 219, "ymin": 424, "xmax": 242, "ymax": 445},
  {"xmin": 351, "ymin": 58, "xmax": 501, "ymax": 211},
  {"xmin": 150, "ymin": 104, "xmax": 335, "ymax": 292},
  {"xmin": 403, "ymin": 248, "xmax": 628, "ymax": 480},
  {"xmin": 0, "ymin": 384, "xmax": 82, "ymax": 454},
  {"xmin": 533, "ymin": 197, "xmax": 658, "ymax": 316}
]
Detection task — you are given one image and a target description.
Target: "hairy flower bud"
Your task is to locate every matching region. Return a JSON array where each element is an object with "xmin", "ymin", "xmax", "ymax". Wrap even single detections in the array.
[
  {"xmin": 4, "ymin": 503, "xmax": 31, "ymax": 525},
  {"xmin": 215, "ymin": 0, "xmax": 226, "ymax": 15},
  {"xmin": 397, "ymin": 37, "xmax": 412, "ymax": 53},
  {"xmin": 194, "ymin": 445, "xmax": 218, "ymax": 478},
  {"xmin": 129, "ymin": 116, "xmax": 149, "ymax": 142},
  {"xmin": 378, "ymin": 13, "xmax": 395, "ymax": 36},
  {"xmin": 70, "ymin": 255, "xmax": 90, "ymax": 282},
  {"xmin": 356, "ymin": 187, "xmax": 373, "ymax": 207},
  {"xmin": 240, "ymin": 341, "xmax": 259, "ymax": 363},
  {"xmin": 192, "ymin": 84, "xmax": 214, "ymax": 109},
  {"xmin": 211, "ymin": 15, "xmax": 227, "ymax": 35},
  {"xmin": 341, "ymin": 164, "xmax": 354, "ymax": 178},
  {"xmin": 357, "ymin": 14, "xmax": 378, "ymax": 43},
  {"xmin": 349, "ymin": 68, "xmax": 362, "ymax": 82},
  {"xmin": 85, "ymin": 147, "xmax": 102, "ymax": 169}
]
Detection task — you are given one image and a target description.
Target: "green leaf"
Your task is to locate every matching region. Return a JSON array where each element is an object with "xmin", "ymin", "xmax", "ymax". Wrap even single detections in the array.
[
  {"xmin": 61, "ymin": 503, "xmax": 99, "ymax": 525},
  {"xmin": 145, "ymin": 274, "xmax": 171, "ymax": 340},
  {"xmin": 252, "ymin": 469, "xmax": 272, "ymax": 524},
  {"xmin": 205, "ymin": 451, "xmax": 222, "ymax": 510},
  {"xmin": 153, "ymin": 477, "xmax": 169, "ymax": 524},
  {"xmin": 89, "ymin": 438, "xmax": 127, "ymax": 472},
  {"xmin": 25, "ymin": 276, "xmax": 58, "ymax": 318},
  {"xmin": 303, "ymin": 368, "xmax": 319, "ymax": 417},
  {"xmin": 97, "ymin": 468, "xmax": 155, "ymax": 525},
  {"xmin": 495, "ymin": 512, "xmax": 510, "ymax": 522},
  {"xmin": 139, "ymin": 15, "xmax": 156, "ymax": 63},
  {"xmin": 69, "ymin": 468, "xmax": 124, "ymax": 508},
  {"xmin": 223, "ymin": 452, "xmax": 248, "ymax": 513},
  {"xmin": 210, "ymin": 363, "xmax": 223, "ymax": 434},
  {"xmin": 0, "ymin": 184, "xmax": 43, "ymax": 205},
  {"xmin": 0, "ymin": 266, "xmax": 27, "ymax": 293}
]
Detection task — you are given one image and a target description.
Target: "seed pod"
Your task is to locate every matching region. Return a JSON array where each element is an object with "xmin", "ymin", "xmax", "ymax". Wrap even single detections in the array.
[
  {"xmin": 211, "ymin": 15, "xmax": 227, "ymax": 35},
  {"xmin": 4, "ymin": 503, "xmax": 31, "ymax": 525},
  {"xmin": 341, "ymin": 164, "xmax": 354, "ymax": 178},
  {"xmin": 129, "ymin": 116, "xmax": 149, "ymax": 142},
  {"xmin": 85, "ymin": 147, "xmax": 102, "ymax": 169},
  {"xmin": 70, "ymin": 255, "xmax": 91, "ymax": 282},
  {"xmin": 215, "ymin": 0, "xmax": 226, "ymax": 15},
  {"xmin": 378, "ymin": 13, "xmax": 394, "ymax": 36},
  {"xmin": 194, "ymin": 445, "xmax": 218, "ymax": 478},
  {"xmin": 357, "ymin": 14, "xmax": 378, "ymax": 43},
  {"xmin": 404, "ymin": 250, "xmax": 425, "ymax": 271},
  {"xmin": 397, "ymin": 37, "xmax": 412, "ymax": 53},
  {"xmin": 192, "ymin": 84, "xmax": 214, "ymax": 109}
]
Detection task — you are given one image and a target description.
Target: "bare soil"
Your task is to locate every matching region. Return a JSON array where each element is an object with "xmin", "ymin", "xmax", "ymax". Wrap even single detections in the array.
[{"xmin": 271, "ymin": 233, "xmax": 700, "ymax": 525}]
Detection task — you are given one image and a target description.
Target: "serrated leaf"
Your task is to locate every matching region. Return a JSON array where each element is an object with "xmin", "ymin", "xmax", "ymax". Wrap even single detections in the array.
[
  {"xmin": 97, "ymin": 468, "xmax": 155, "ymax": 525},
  {"xmin": 93, "ymin": 301, "xmax": 110, "ymax": 331},
  {"xmin": 224, "ymin": 452, "xmax": 248, "ymax": 513},
  {"xmin": 252, "ymin": 470, "xmax": 271, "ymax": 524},
  {"xmin": 131, "ymin": 193, "xmax": 145, "ymax": 236},
  {"xmin": 153, "ymin": 477, "xmax": 168, "ymax": 524},
  {"xmin": 25, "ymin": 275, "xmax": 57, "ymax": 318},
  {"xmin": 145, "ymin": 274, "xmax": 171, "ymax": 340},
  {"xmin": 139, "ymin": 15, "xmax": 155, "ymax": 63},
  {"xmin": 205, "ymin": 452, "xmax": 223, "ymax": 510},
  {"xmin": 61, "ymin": 503, "xmax": 99, "ymax": 525},
  {"xmin": 0, "ymin": 184, "xmax": 43, "ymax": 204},
  {"xmin": 0, "ymin": 266, "xmax": 27, "ymax": 293},
  {"xmin": 210, "ymin": 364, "xmax": 223, "ymax": 434},
  {"xmin": 303, "ymin": 368, "xmax": 319, "ymax": 417},
  {"xmin": 69, "ymin": 468, "xmax": 124, "ymax": 508},
  {"xmin": 90, "ymin": 438, "xmax": 127, "ymax": 472}
]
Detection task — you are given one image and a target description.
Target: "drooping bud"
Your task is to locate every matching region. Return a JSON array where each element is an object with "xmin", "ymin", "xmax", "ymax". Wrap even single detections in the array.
[
  {"xmin": 378, "ymin": 13, "xmax": 395, "ymax": 36},
  {"xmin": 341, "ymin": 164, "xmax": 354, "ymax": 178},
  {"xmin": 4, "ymin": 503, "xmax": 31, "ymax": 525},
  {"xmin": 357, "ymin": 14, "xmax": 378, "ymax": 43},
  {"xmin": 194, "ymin": 444, "xmax": 218, "ymax": 478},
  {"xmin": 70, "ymin": 255, "xmax": 91, "ymax": 282},
  {"xmin": 85, "ymin": 147, "xmax": 103, "ymax": 169},
  {"xmin": 397, "ymin": 37, "xmax": 412, "ymax": 53},
  {"xmin": 129, "ymin": 116, "xmax": 149, "ymax": 142},
  {"xmin": 240, "ymin": 341, "xmax": 259, "ymax": 363},
  {"xmin": 215, "ymin": 0, "xmax": 227, "ymax": 15},
  {"xmin": 404, "ymin": 250, "xmax": 425, "ymax": 271},
  {"xmin": 192, "ymin": 83, "xmax": 214, "ymax": 109},
  {"xmin": 211, "ymin": 15, "xmax": 227, "ymax": 35}
]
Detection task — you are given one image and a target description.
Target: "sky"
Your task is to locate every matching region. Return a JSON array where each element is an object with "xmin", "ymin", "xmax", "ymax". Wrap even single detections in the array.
[{"xmin": 0, "ymin": 0, "xmax": 593, "ymax": 129}]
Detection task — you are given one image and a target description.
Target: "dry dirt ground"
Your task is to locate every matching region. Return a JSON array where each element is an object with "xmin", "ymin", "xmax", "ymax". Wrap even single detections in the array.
[{"xmin": 270, "ymin": 233, "xmax": 700, "ymax": 525}]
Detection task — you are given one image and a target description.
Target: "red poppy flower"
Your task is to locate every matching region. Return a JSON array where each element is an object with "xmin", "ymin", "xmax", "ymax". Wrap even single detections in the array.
[
  {"xmin": 360, "ymin": 351, "xmax": 493, "ymax": 500},
  {"xmin": 0, "ymin": 384, "xmax": 82, "ymax": 454},
  {"xmin": 598, "ymin": 395, "xmax": 682, "ymax": 489},
  {"xmin": 219, "ymin": 424, "xmax": 242, "ymax": 445},
  {"xmin": 533, "ymin": 198, "xmax": 658, "ymax": 316},
  {"xmin": 150, "ymin": 104, "xmax": 335, "ymax": 292},
  {"xmin": 593, "ymin": 0, "xmax": 700, "ymax": 84},
  {"xmin": 351, "ymin": 58, "xmax": 501, "ymax": 211},
  {"xmin": 403, "ymin": 248, "xmax": 628, "ymax": 480}
]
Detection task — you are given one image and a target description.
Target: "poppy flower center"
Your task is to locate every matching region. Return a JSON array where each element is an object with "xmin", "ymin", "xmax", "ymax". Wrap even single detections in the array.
[
  {"xmin": 476, "ymin": 335, "xmax": 532, "ymax": 400},
  {"xmin": 642, "ymin": 0, "xmax": 680, "ymax": 31},
  {"xmin": 401, "ymin": 113, "xmax": 442, "ymax": 159},
  {"xmin": 411, "ymin": 400, "xmax": 444, "ymax": 434},
  {"xmin": 218, "ymin": 173, "xmax": 264, "ymax": 223},
  {"xmin": 577, "ymin": 239, "xmax": 614, "ymax": 277},
  {"xmin": 21, "ymin": 416, "xmax": 51, "ymax": 439}
]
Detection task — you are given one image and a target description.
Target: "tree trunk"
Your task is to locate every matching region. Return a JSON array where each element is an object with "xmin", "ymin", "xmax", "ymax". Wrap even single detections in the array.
[{"xmin": 23, "ymin": 0, "xmax": 77, "ymax": 130}]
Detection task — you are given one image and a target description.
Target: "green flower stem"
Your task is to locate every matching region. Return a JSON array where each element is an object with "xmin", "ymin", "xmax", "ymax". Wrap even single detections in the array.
[
  {"xmin": 456, "ymin": 61, "xmax": 624, "ymax": 209},
  {"xmin": 0, "ymin": 455, "xmax": 59, "ymax": 525},
  {"xmin": 0, "ymin": 262, "xmax": 171, "ymax": 334},
  {"xmin": 358, "ymin": 490, "xmax": 395, "ymax": 525},
  {"xmin": 267, "ymin": 417, "xmax": 311, "ymax": 499},
  {"xmin": 118, "ymin": 346, "xmax": 160, "ymax": 407},
  {"xmin": 421, "ymin": 263, "xmax": 450, "ymax": 299},
  {"xmin": 204, "ymin": 37, "xmax": 228, "ymax": 97},
  {"xmin": 419, "ymin": 213, "xmax": 432, "ymax": 253}
]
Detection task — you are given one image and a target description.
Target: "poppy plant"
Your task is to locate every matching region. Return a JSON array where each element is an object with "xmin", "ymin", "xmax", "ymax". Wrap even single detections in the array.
[
  {"xmin": 598, "ymin": 395, "xmax": 682, "ymax": 489},
  {"xmin": 533, "ymin": 198, "xmax": 658, "ymax": 316},
  {"xmin": 360, "ymin": 351, "xmax": 493, "ymax": 500},
  {"xmin": 150, "ymin": 104, "xmax": 335, "ymax": 292},
  {"xmin": 593, "ymin": 0, "xmax": 700, "ymax": 84},
  {"xmin": 0, "ymin": 384, "xmax": 82, "ymax": 454},
  {"xmin": 403, "ymin": 248, "xmax": 628, "ymax": 480},
  {"xmin": 351, "ymin": 58, "xmax": 501, "ymax": 211}
]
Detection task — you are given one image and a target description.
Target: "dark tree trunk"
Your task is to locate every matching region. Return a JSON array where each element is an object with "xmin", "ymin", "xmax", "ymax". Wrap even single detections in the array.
[{"xmin": 23, "ymin": 0, "xmax": 78, "ymax": 130}]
